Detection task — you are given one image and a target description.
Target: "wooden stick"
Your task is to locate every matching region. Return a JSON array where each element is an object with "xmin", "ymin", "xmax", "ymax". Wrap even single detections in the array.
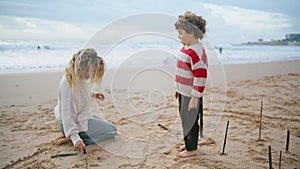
[
  {"xmin": 50, "ymin": 153, "xmax": 77, "ymax": 158},
  {"xmin": 221, "ymin": 121, "xmax": 229, "ymax": 155},
  {"xmin": 157, "ymin": 123, "xmax": 177, "ymax": 136},
  {"xmin": 200, "ymin": 97, "xmax": 203, "ymax": 138},
  {"xmin": 279, "ymin": 150, "xmax": 282, "ymax": 169},
  {"xmin": 286, "ymin": 130, "xmax": 290, "ymax": 152},
  {"xmin": 158, "ymin": 123, "xmax": 168, "ymax": 130},
  {"xmin": 259, "ymin": 101, "xmax": 263, "ymax": 140},
  {"xmin": 200, "ymin": 110, "xmax": 203, "ymax": 138},
  {"xmin": 83, "ymin": 149, "xmax": 88, "ymax": 168},
  {"xmin": 268, "ymin": 145, "xmax": 273, "ymax": 169}
]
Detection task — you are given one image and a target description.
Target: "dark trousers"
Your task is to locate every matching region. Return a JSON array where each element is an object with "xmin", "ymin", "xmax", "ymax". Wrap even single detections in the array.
[{"xmin": 178, "ymin": 94, "xmax": 203, "ymax": 151}]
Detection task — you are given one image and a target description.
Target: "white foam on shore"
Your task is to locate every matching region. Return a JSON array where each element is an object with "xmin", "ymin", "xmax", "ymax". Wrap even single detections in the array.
[{"xmin": 1, "ymin": 39, "xmax": 300, "ymax": 72}]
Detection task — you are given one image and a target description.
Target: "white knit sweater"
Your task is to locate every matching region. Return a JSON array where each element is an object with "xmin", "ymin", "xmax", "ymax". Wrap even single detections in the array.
[{"xmin": 55, "ymin": 75, "xmax": 93, "ymax": 145}]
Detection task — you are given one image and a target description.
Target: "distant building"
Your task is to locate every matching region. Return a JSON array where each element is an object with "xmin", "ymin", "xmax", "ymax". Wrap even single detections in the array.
[
  {"xmin": 285, "ymin": 34, "xmax": 300, "ymax": 41},
  {"xmin": 242, "ymin": 33, "xmax": 300, "ymax": 46}
]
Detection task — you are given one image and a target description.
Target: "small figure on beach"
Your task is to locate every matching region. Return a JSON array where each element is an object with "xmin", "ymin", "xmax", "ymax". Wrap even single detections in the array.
[
  {"xmin": 43, "ymin": 45, "xmax": 50, "ymax": 50},
  {"xmin": 219, "ymin": 47, "xmax": 223, "ymax": 54},
  {"xmin": 174, "ymin": 11, "xmax": 208, "ymax": 158},
  {"xmin": 53, "ymin": 48, "xmax": 117, "ymax": 152}
]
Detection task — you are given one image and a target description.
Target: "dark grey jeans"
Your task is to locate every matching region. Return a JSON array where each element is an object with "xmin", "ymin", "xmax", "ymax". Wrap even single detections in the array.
[{"xmin": 178, "ymin": 94, "xmax": 203, "ymax": 151}]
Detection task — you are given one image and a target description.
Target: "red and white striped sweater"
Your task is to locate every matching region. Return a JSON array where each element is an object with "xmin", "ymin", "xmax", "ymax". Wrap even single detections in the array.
[{"xmin": 175, "ymin": 42, "xmax": 208, "ymax": 97}]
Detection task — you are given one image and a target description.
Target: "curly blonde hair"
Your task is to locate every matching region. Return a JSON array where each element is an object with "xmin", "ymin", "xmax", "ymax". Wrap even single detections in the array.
[
  {"xmin": 65, "ymin": 48, "xmax": 105, "ymax": 90},
  {"xmin": 174, "ymin": 11, "xmax": 207, "ymax": 39}
]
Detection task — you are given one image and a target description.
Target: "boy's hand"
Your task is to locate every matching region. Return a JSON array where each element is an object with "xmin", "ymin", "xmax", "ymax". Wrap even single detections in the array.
[
  {"xmin": 188, "ymin": 96, "xmax": 198, "ymax": 111},
  {"xmin": 174, "ymin": 91, "xmax": 179, "ymax": 99}
]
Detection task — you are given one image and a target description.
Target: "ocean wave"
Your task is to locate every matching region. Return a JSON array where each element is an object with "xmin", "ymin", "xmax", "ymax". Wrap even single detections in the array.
[{"xmin": 1, "ymin": 40, "xmax": 300, "ymax": 72}]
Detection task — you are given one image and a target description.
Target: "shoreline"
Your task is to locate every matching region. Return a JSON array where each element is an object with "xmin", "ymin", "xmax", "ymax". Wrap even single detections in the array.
[{"xmin": 1, "ymin": 58, "xmax": 299, "ymax": 74}]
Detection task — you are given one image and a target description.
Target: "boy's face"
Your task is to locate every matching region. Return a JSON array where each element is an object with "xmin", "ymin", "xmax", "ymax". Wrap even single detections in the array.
[{"xmin": 176, "ymin": 28, "xmax": 196, "ymax": 46}]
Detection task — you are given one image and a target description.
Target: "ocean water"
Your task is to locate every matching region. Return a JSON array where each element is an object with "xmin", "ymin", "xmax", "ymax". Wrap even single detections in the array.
[{"xmin": 0, "ymin": 39, "xmax": 300, "ymax": 72}]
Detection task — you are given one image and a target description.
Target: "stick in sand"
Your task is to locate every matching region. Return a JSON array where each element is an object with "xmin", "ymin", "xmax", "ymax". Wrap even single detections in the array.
[
  {"xmin": 199, "ymin": 97, "xmax": 204, "ymax": 138},
  {"xmin": 279, "ymin": 150, "xmax": 282, "ymax": 169},
  {"xmin": 259, "ymin": 101, "xmax": 263, "ymax": 140},
  {"xmin": 83, "ymin": 148, "xmax": 88, "ymax": 168},
  {"xmin": 50, "ymin": 153, "xmax": 77, "ymax": 158},
  {"xmin": 200, "ymin": 110, "xmax": 203, "ymax": 138},
  {"xmin": 221, "ymin": 121, "xmax": 229, "ymax": 155},
  {"xmin": 268, "ymin": 145, "xmax": 273, "ymax": 169},
  {"xmin": 285, "ymin": 130, "xmax": 290, "ymax": 152}
]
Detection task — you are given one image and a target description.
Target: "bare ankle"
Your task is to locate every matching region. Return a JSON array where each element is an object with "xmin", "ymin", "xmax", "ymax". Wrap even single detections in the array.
[{"xmin": 178, "ymin": 150, "xmax": 198, "ymax": 158}]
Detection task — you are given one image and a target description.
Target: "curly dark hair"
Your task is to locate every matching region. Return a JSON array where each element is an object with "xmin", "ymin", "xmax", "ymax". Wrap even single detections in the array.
[{"xmin": 174, "ymin": 11, "xmax": 207, "ymax": 39}]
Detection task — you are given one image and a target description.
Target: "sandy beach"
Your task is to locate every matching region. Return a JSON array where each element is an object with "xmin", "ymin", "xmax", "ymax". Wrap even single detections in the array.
[{"xmin": 0, "ymin": 60, "xmax": 299, "ymax": 168}]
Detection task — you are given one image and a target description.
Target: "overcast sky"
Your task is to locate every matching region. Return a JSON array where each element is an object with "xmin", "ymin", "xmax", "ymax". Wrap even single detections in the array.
[{"xmin": 0, "ymin": 0, "xmax": 299, "ymax": 44}]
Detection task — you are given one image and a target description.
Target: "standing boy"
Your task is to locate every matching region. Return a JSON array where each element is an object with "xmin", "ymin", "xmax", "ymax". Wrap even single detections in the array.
[{"xmin": 174, "ymin": 11, "xmax": 208, "ymax": 158}]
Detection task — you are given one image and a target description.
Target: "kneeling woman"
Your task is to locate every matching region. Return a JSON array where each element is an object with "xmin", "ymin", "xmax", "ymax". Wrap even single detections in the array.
[{"xmin": 53, "ymin": 48, "xmax": 117, "ymax": 151}]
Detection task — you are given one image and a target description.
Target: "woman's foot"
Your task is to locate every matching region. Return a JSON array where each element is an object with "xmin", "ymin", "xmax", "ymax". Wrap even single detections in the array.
[
  {"xmin": 53, "ymin": 134, "xmax": 71, "ymax": 145},
  {"xmin": 178, "ymin": 150, "xmax": 198, "ymax": 158}
]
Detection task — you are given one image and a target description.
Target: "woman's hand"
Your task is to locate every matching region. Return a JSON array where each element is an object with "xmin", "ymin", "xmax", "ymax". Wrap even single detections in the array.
[
  {"xmin": 93, "ymin": 92, "xmax": 105, "ymax": 101},
  {"xmin": 188, "ymin": 96, "xmax": 198, "ymax": 111},
  {"xmin": 75, "ymin": 140, "xmax": 86, "ymax": 151}
]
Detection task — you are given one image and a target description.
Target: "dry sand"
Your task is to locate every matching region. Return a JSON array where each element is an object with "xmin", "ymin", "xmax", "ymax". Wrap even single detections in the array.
[{"xmin": 0, "ymin": 60, "xmax": 299, "ymax": 169}]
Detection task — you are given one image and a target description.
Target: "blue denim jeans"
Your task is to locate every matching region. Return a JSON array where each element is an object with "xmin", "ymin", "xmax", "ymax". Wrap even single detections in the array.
[{"xmin": 58, "ymin": 115, "xmax": 117, "ymax": 145}]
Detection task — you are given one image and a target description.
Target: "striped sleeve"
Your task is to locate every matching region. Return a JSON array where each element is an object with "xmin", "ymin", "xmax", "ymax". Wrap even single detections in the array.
[{"xmin": 181, "ymin": 47, "xmax": 208, "ymax": 97}]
